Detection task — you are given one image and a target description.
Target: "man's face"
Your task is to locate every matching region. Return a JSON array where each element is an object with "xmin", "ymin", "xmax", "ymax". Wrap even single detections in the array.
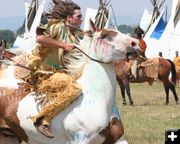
[
  {"xmin": 134, "ymin": 34, "xmax": 138, "ymax": 39},
  {"xmin": 69, "ymin": 9, "xmax": 82, "ymax": 28}
]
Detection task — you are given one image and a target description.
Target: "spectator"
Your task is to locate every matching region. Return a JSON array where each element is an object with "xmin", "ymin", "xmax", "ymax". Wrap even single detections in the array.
[
  {"xmin": 158, "ymin": 51, "xmax": 163, "ymax": 58},
  {"xmin": 173, "ymin": 51, "xmax": 180, "ymax": 83}
]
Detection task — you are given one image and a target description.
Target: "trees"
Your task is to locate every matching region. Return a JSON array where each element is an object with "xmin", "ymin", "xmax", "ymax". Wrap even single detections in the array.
[
  {"xmin": 117, "ymin": 25, "xmax": 137, "ymax": 36},
  {"xmin": 0, "ymin": 30, "xmax": 16, "ymax": 48}
]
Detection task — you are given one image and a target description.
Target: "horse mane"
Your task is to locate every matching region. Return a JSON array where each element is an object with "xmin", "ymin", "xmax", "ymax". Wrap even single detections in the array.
[{"xmin": 62, "ymin": 35, "xmax": 92, "ymax": 76}]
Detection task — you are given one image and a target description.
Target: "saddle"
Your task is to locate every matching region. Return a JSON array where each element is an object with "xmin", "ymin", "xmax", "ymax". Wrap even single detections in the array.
[{"xmin": 138, "ymin": 57, "xmax": 159, "ymax": 79}]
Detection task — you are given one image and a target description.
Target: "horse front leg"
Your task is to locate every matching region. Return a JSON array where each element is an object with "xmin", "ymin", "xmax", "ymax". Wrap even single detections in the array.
[
  {"xmin": 124, "ymin": 83, "xmax": 133, "ymax": 105},
  {"xmin": 108, "ymin": 117, "xmax": 128, "ymax": 144},
  {"xmin": 122, "ymin": 76, "xmax": 133, "ymax": 105},
  {"xmin": 116, "ymin": 77, "xmax": 126, "ymax": 105},
  {"xmin": 100, "ymin": 117, "xmax": 127, "ymax": 144}
]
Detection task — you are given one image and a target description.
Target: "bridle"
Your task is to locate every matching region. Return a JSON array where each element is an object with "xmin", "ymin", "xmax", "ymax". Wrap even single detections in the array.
[
  {"xmin": 64, "ymin": 24, "xmax": 113, "ymax": 64},
  {"xmin": 61, "ymin": 45, "xmax": 112, "ymax": 70},
  {"xmin": 74, "ymin": 46, "xmax": 112, "ymax": 64}
]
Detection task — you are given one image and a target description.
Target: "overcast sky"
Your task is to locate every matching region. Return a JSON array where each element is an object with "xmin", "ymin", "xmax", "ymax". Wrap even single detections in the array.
[{"xmin": 0, "ymin": 0, "xmax": 172, "ymax": 25}]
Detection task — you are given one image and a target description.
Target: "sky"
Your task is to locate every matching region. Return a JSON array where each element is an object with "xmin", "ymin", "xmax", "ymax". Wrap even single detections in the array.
[{"xmin": 0, "ymin": 0, "xmax": 172, "ymax": 26}]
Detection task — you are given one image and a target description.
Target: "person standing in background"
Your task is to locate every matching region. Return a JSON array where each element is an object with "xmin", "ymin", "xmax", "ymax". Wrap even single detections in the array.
[
  {"xmin": 158, "ymin": 51, "xmax": 163, "ymax": 58},
  {"xmin": 173, "ymin": 51, "xmax": 180, "ymax": 84}
]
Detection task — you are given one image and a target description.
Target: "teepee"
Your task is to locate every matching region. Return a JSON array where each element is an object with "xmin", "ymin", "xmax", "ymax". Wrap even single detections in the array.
[
  {"xmin": 144, "ymin": 0, "xmax": 166, "ymax": 35},
  {"xmin": 12, "ymin": 0, "xmax": 46, "ymax": 53},
  {"xmin": 94, "ymin": 0, "xmax": 110, "ymax": 29},
  {"xmin": 83, "ymin": 0, "xmax": 117, "ymax": 30},
  {"xmin": 174, "ymin": 0, "xmax": 180, "ymax": 26},
  {"xmin": 144, "ymin": 0, "xmax": 180, "ymax": 60},
  {"xmin": 150, "ymin": 0, "xmax": 165, "ymax": 24}
]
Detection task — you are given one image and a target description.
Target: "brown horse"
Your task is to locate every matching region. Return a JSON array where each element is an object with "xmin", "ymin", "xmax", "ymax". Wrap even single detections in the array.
[
  {"xmin": 0, "ymin": 47, "xmax": 16, "ymax": 67},
  {"xmin": 116, "ymin": 57, "xmax": 179, "ymax": 105}
]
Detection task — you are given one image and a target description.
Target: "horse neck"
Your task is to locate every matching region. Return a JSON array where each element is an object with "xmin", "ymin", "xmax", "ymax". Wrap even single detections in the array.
[
  {"xmin": 78, "ymin": 60, "xmax": 116, "ymax": 108},
  {"xmin": 69, "ymin": 36, "xmax": 117, "ymax": 107}
]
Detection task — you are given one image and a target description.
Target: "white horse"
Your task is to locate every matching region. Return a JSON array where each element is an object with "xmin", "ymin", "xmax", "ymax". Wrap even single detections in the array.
[{"xmin": 0, "ymin": 20, "xmax": 140, "ymax": 144}]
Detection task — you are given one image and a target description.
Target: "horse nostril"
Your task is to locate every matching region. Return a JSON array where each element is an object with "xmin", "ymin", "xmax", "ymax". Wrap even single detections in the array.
[{"xmin": 131, "ymin": 42, "xmax": 136, "ymax": 47}]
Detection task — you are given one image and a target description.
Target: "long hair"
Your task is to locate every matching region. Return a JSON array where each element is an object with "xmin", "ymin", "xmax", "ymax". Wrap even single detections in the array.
[{"xmin": 45, "ymin": 0, "xmax": 81, "ymax": 19}]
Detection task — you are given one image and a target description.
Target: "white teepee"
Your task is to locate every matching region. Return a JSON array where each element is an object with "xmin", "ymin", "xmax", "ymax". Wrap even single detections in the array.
[
  {"xmin": 144, "ymin": 0, "xmax": 180, "ymax": 60},
  {"xmin": 12, "ymin": 0, "xmax": 46, "ymax": 54}
]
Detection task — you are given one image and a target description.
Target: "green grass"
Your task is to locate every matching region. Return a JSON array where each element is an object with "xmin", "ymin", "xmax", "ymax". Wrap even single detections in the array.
[{"xmin": 117, "ymin": 82, "xmax": 180, "ymax": 144}]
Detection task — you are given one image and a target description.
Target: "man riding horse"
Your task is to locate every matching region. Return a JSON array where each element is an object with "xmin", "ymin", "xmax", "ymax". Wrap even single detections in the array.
[
  {"xmin": 115, "ymin": 26, "xmax": 179, "ymax": 105},
  {"xmin": 27, "ymin": 0, "xmax": 83, "ymax": 138},
  {"xmin": 130, "ymin": 26, "xmax": 147, "ymax": 81}
]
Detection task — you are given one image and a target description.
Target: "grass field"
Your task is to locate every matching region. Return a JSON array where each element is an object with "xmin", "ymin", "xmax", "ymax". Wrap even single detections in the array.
[
  {"xmin": 116, "ymin": 82, "xmax": 180, "ymax": 144},
  {"xmin": 21, "ymin": 81, "xmax": 180, "ymax": 144}
]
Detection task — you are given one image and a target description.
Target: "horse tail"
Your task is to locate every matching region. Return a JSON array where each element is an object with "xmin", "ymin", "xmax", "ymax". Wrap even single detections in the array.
[{"xmin": 167, "ymin": 59, "xmax": 176, "ymax": 85}]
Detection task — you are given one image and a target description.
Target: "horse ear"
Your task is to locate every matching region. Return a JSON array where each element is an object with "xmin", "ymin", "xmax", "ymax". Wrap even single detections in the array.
[{"xmin": 89, "ymin": 18, "xmax": 96, "ymax": 32}]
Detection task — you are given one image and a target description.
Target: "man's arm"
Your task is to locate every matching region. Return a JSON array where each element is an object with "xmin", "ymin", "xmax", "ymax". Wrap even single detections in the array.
[{"xmin": 36, "ymin": 35, "xmax": 75, "ymax": 51}]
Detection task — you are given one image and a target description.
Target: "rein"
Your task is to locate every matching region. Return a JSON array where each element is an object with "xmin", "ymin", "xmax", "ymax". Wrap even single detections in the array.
[
  {"xmin": 139, "ymin": 55, "xmax": 147, "ymax": 61},
  {"xmin": 0, "ymin": 49, "xmax": 33, "ymax": 71},
  {"xmin": 74, "ymin": 46, "xmax": 112, "ymax": 64},
  {"xmin": 5, "ymin": 57, "xmax": 33, "ymax": 71},
  {"xmin": 65, "ymin": 24, "xmax": 112, "ymax": 64}
]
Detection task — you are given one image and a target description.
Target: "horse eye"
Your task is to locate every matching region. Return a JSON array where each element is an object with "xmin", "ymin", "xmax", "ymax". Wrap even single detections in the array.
[{"xmin": 101, "ymin": 33, "xmax": 108, "ymax": 39}]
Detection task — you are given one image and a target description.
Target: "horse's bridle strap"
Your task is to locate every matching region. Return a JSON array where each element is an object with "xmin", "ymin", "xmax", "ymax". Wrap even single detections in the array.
[
  {"xmin": 74, "ymin": 47, "xmax": 112, "ymax": 64},
  {"xmin": 6, "ymin": 57, "xmax": 33, "ymax": 71}
]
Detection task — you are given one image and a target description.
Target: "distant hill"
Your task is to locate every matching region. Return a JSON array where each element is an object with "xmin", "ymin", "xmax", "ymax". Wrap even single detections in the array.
[
  {"xmin": 0, "ymin": 15, "xmax": 137, "ymax": 35},
  {"xmin": 0, "ymin": 16, "xmax": 25, "ymax": 32}
]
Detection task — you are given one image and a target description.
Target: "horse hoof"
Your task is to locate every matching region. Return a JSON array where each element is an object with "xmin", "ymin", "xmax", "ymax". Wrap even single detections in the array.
[
  {"xmin": 122, "ymin": 101, "xmax": 126, "ymax": 105},
  {"xmin": 165, "ymin": 102, "xmax": 169, "ymax": 105},
  {"xmin": 176, "ymin": 101, "xmax": 179, "ymax": 105},
  {"xmin": 130, "ymin": 101, "xmax": 133, "ymax": 105}
]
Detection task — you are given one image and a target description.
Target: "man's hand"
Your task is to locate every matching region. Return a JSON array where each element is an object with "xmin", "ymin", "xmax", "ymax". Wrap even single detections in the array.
[{"xmin": 63, "ymin": 43, "xmax": 75, "ymax": 51}]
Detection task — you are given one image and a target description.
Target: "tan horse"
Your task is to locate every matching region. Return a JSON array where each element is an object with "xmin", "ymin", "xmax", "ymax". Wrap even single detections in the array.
[{"xmin": 116, "ymin": 57, "xmax": 179, "ymax": 105}]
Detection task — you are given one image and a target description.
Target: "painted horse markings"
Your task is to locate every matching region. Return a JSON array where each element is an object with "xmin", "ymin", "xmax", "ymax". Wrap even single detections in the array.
[{"xmin": 0, "ymin": 22, "xmax": 140, "ymax": 143}]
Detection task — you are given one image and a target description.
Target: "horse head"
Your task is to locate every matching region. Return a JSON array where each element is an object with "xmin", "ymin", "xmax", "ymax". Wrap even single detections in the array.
[{"xmin": 84, "ymin": 19, "xmax": 141, "ymax": 63}]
